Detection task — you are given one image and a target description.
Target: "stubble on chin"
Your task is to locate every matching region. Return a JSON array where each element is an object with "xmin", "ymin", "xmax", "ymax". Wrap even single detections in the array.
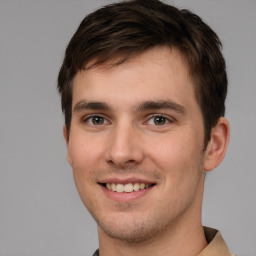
[{"xmin": 97, "ymin": 214, "xmax": 165, "ymax": 243}]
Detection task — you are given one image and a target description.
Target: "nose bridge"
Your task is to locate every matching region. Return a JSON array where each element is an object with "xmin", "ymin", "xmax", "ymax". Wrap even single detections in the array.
[{"xmin": 106, "ymin": 119, "xmax": 144, "ymax": 166}]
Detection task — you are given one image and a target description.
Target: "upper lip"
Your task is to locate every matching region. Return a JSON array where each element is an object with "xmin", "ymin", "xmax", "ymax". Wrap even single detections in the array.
[{"xmin": 98, "ymin": 177, "xmax": 156, "ymax": 185}]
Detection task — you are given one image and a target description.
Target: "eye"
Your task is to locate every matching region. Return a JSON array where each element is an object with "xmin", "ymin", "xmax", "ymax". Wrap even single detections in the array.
[
  {"xmin": 147, "ymin": 115, "xmax": 170, "ymax": 125},
  {"xmin": 85, "ymin": 115, "xmax": 108, "ymax": 125}
]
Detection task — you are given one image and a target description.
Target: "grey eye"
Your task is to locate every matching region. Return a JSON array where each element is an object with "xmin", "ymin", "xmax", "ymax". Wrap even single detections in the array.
[
  {"xmin": 153, "ymin": 116, "xmax": 166, "ymax": 125},
  {"xmin": 88, "ymin": 116, "xmax": 105, "ymax": 125}
]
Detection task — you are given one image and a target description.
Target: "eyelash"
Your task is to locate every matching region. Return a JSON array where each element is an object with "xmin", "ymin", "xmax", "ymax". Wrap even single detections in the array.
[
  {"xmin": 82, "ymin": 114, "xmax": 174, "ymax": 126},
  {"xmin": 82, "ymin": 115, "xmax": 109, "ymax": 125},
  {"xmin": 146, "ymin": 114, "xmax": 174, "ymax": 126}
]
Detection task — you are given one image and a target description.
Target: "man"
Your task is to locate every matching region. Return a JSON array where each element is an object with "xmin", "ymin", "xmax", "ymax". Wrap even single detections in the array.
[{"xmin": 57, "ymin": 0, "xmax": 234, "ymax": 255}]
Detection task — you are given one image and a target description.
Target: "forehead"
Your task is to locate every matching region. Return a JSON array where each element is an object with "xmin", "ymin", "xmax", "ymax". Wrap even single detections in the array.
[
  {"xmin": 72, "ymin": 47, "xmax": 197, "ymax": 111},
  {"xmin": 84, "ymin": 46, "xmax": 191, "ymax": 79}
]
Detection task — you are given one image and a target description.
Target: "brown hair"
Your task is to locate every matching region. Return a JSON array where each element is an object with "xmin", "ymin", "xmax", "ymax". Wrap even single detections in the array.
[{"xmin": 58, "ymin": 0, "xmax": 227, "ymax": 146}]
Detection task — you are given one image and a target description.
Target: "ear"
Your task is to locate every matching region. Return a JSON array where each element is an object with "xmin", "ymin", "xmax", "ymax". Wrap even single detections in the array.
[
  {"xmin": 203, "ymin": 117, "xmax": 230, "ymax": 171},
  {"xmin": 63, "ymin": 125, "xmax": 73, "ymax": 166}
]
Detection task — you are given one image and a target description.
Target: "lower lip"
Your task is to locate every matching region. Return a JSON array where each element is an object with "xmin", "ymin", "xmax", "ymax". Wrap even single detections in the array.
[{"xmin": 100, "ymin": 185, "xmax": 155, "ymax": 202}]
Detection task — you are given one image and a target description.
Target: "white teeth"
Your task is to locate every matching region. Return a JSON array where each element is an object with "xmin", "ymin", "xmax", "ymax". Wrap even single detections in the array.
[
  {"xmin": 140, "ymin": 183, "xmax": 145, "ymax": 190},
  {"xmin": 124, "ymin": 183, "xmax": 133, "ymax": 193},
  {"xmin": 133, "ymin": 183, "xmax": 140, "ymax": 191},
  {"xmin": 105, "ymin": 183, "xmax": 153, "ymax": 193},
  {"xmin": 111, "ymin": 183, "xmax": 116, "ymax": 192},
  {"xmin": 116, "ymin": 184, "xmax": 125, "ymax": 192}
]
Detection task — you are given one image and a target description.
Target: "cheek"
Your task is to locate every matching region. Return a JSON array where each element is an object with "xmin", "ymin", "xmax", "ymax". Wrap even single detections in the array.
[
  {"xmin": 150, "ymin": 131, "xmax": 202, "ymax": 164},
  {"xmin": 149, "ymin": 132, "xmax": 204, "ymax": 185},
  {"xmin": 69, "ymin": 132, "xmax": 103, "ymax": 169},
  {"xmin": 152, "ymin": 136, "xmax": 204, "ymax": 211},
  {"xmin": 70, "ymin": 146, "xmax": 97, "ymax": 211},
  {"xmin": 67, "ymin": 137, "xmax": 98, "ymax": 191}
]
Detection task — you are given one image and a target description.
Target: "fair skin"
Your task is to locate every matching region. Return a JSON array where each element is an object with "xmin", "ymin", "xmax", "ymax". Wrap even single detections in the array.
[{"xmin": 64, "ymin": 47, "xmax": 229, "ymax": 256}]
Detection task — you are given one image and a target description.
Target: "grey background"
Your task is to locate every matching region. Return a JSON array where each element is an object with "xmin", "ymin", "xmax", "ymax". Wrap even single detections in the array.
[{"xmin": 0, "ymin": 0, "xmax": 255, "ymax": 255}]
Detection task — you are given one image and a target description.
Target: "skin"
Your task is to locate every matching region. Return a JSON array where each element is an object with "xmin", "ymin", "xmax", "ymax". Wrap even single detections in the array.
[{"xmin": 64, "ymin": 47, "xmax": 229, "ymax": 256}]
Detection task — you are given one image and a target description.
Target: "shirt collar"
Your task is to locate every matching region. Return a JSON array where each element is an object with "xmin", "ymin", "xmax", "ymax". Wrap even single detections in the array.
[{"xmin": 197, "ymin": 226, "xmax": 233, "ymax": 256}]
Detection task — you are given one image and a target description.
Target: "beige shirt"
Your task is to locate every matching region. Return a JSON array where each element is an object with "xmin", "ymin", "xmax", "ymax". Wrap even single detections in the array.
[{"xmin": 198, "ymin": 227, "xmax": 235, "ymax": 256}]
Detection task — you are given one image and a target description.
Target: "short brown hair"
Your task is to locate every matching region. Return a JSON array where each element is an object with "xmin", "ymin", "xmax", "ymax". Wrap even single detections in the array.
[{"xmin": 58, "ymin": 0, "xmax": 227, "ymax": 146}]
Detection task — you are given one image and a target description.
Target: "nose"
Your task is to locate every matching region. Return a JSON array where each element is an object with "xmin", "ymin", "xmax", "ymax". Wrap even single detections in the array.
[{"xmin": 105, "ymin": 123, "xmax": 144, "ymax": 167}]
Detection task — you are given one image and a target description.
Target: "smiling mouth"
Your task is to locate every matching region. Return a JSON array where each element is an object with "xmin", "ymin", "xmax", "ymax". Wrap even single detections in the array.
[{"xmin": 101, "ymin": 183, "xmax": 155, "ymax": 193}]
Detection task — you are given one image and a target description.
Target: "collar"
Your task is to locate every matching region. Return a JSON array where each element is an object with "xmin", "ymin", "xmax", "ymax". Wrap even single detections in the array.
[{"xmin": 198, "ymin": 226, "xmax": 234, "ymax": 256}]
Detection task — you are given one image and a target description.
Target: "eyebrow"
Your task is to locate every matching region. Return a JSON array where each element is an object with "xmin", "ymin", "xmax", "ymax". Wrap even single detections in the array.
[
  {"xmin": 73, "ymin": 99, "xmax": 186, "ymax": 115},
  {"xmin": 73, "ymin": 100, "xmax": 110, "ymax": 112},
  {"xmin": 134, "ymin": 100, "xmax": 186, "ymax": 114}
]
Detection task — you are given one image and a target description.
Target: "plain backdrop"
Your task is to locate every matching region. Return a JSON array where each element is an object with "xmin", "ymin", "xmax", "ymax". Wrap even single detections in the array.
[{"xmin": 0, "ymin": 0, "xmax": 255, "ymax": 255}]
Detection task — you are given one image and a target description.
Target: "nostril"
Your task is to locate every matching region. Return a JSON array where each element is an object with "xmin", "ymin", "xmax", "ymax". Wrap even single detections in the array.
[{"xmin": 106, "ymin": 158, "xmax": 138, "ymax": 167}]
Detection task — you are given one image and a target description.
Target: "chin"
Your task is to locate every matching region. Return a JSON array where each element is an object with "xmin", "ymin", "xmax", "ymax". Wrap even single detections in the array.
[
  {"xmin": 96, "ymin": 212, "xmax": 172, "ymax": 243},
  {"xmin": 99, "ymin": 223, "xmax": 158, "ymax": 242}
]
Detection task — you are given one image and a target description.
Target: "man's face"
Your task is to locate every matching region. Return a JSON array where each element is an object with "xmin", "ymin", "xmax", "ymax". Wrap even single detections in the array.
[{"xmin": 65, "ymin": 47, "xmax": 208, "ymax": 242}]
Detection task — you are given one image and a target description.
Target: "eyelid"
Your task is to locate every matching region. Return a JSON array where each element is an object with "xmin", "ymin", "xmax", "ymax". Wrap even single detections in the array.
[
  {"xmin": 82, "ymin": 114, "xmax": 110, "ymax": 125},
  {"xmin": 145, "ymin": 114, "xmax": 175, "ymax": 124},
  {"xmin": 81, "ymin": 113, "xmax": 175, "ymax": 125}
]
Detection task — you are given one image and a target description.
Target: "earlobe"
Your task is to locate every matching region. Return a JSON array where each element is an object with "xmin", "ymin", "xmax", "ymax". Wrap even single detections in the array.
[
  {"xmin": 203, "ymin": 117, "xmax": 230, "ymax": 171},
  {"xmin": 63, "ymin": 125, "xmax": 73, "ymax": 166}
]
